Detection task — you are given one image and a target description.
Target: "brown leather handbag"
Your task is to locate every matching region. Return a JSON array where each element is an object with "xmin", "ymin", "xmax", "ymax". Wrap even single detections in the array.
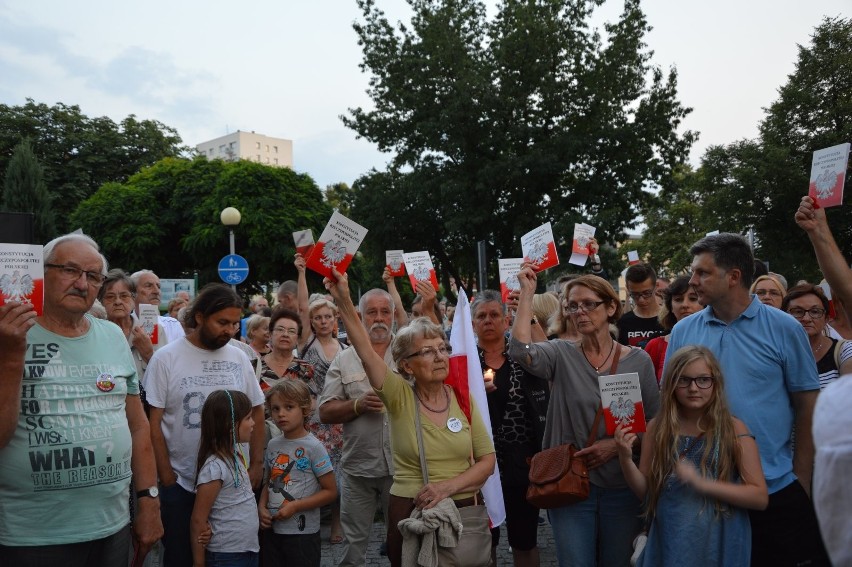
[{"xmin": 526, "ymin": 345, "xmax": 620, "ymax": 508}]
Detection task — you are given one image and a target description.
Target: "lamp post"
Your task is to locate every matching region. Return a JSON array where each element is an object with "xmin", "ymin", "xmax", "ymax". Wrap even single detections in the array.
[{"xmin": 220, "ymin": 207, "xmax": 241, "ymax": 290}]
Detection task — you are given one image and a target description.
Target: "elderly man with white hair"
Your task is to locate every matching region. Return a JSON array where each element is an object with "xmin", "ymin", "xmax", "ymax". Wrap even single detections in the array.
[{"xmin": 130, "ymin": 269, "xmax": 184, "ymax": 344}]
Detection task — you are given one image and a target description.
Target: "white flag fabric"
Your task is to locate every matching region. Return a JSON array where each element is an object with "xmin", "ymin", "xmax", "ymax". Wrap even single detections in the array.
[{"xmin": 449, "ymin": 288, "xmax": 506, "ymax": 527}]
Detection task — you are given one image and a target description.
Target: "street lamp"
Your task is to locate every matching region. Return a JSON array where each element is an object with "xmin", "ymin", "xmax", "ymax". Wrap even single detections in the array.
[
  {"xmin": 220, "ymin": 207, "xmax": 241, "ymax": 256},
  {"xmin": 220, "ymin": 207, "xmax": 241, "ymax": 290}
]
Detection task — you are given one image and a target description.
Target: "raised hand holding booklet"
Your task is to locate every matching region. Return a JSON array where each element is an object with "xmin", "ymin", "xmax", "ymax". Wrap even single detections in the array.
[
  {"xmin": 521, "ymin": 222, "xmax": 559, "ymax": 272},
  {"xmin": 809, "ymin": 142, "xmax": 850, "ymax": 208},
  {"xmin": 498, "ymin": 258, "xmax": 523, "ymax": 303},
  {"xmin": 386, "ymin": 250, "xmax": 406, "ymax": 277},
  {"xmin": 568, "ymin": 223, "xmax": 596, "ymax": 266},
  {"xmin": 292, "ymin": 229, "xmax": 315, "ymax": 258},
  {"xmin": 599, "ymin": 372, "xmax": 646, "ymax": 435},
  {"xmin": 305, "ymin": 212, "xmax": 368, "ymax": 278},
  {"xmin": 402, "ymin": 251, "xmax": 439, "ymax": 291},
  {"xmin": 0, "ymin": 244, "xmax": 43, "ymax": 315}
]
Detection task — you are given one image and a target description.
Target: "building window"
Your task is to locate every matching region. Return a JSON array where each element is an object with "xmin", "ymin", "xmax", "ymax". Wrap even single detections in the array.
[
  {"xmin": 256, "ymin": 142, "xmax": 261, "ymax": 149},
  {"xmin": 208, "ymin": 148, "xmax": 213, "ymax": 155},
  {"xmin": 256, "ymin": 155, "xmax": 261, "ymax": 161},
  {"xmin": 273, "ymin": 146, "xmax": 278, "ymax": 153},
  {"xmin": 229, "ymin": 141, "xmax": 236, "ymax": 150},
  {"xmin": 273, "ymin": 158, "xmax": 278, "ymax": 165},
  {"xmin": 219, "ymin": 145, "xmax": 226, "ymax": 153},
  {"xmin": 265, "ymin": 157, "xmax": 270, "ymax": 164}
]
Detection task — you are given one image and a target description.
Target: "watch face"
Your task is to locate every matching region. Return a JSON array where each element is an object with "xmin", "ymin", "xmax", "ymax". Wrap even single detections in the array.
[{"xmin": 149, "ymin": 487, "xmax": 159, "ymax": 498}]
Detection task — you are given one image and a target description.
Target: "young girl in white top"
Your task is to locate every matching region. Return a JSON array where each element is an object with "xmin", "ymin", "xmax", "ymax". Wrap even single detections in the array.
[
  {"xmin": 615, "ymin": 345, "xmax": 768, "ymax": 566},
  {"xmin": 190, "ymin": 390, "xmax": 259, "ymax": 567}
]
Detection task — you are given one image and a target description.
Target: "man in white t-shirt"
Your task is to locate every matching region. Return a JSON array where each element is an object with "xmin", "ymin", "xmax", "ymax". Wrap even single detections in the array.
[
  {"xmin": 131, "ymin": 269, "xmax": 185, "ymax": 344},
  {"xmin": 144, "ymin": 283, "xmax": 265, "ymax": 567}
]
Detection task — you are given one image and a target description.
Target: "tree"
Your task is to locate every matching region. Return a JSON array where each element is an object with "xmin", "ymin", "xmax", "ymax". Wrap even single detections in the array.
[
  {"xmin": 638, "ymin": 17, "xmax": 852, "ymax": 283},
  {"xmin": 324, "ymin": 182, "xmax": 356, "ymax": 216},
  {"xmin": 2, "ymin": 139, "xmax": 56, "ymax": 242},
  {"xmin": 344, "ymin": 0, "xmax": 695, "ymax": 289},
  {"xmin": 70, "ymin": 157, "xmax": 332, "ymax": 291},
  {"xmin": 0, "ymin": 99, "xmax": 186, "ymax": 232}
]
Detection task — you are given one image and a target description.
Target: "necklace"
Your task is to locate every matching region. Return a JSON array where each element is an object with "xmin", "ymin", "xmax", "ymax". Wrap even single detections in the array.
[
  {"xmin": 581, "ymin": 339, "xmax": 616, "ymax": 372},
  {"xmin": 811, "ymin": 338, "xmax": 825, "ymax": 356},
  {"xmin": 415, "ymin": 385, "xmax": 450, "ymax": 413}
]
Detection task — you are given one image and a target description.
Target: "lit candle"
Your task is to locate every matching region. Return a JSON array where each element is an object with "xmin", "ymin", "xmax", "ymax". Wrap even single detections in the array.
[{"xmin": 483, "ymin": 368, "xmax": 494, "ymax": 384}]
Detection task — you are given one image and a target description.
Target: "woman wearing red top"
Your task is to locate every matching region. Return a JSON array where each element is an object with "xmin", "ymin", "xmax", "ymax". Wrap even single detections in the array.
[{"xmin": 644, "ymin": 276, "xmax": 700, "ymax": 384}]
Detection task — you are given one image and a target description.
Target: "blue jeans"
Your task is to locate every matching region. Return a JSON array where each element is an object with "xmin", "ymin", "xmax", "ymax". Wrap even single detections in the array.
[
  {"xmin": 0, "ymin": 524, "xmax": 130, "ymax": 567},
  {"xmin": 160, "ymin": 483, "xmax": 196, "ymax": 567},
  {"xmin": 548, "ymin": 484, "xmax": 641, "ymax": 567},
  {"xmin": 205, "ymin": 550, "xmax": 259, "ymax": 567}
]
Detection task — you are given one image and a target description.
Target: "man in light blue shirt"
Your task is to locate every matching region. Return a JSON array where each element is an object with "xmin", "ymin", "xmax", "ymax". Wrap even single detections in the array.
[{"xmin": 667, "ymin": 232, "xmax": 828, "ymax": 566}]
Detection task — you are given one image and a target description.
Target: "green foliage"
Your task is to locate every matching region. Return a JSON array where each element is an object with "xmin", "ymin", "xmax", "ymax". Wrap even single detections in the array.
[
  {"xmin": 344, "ymin": 0, "xmax": 694, "ymax": 289},
  {"xmin": 70, "ymin": 157, "xmax": 332, "ymax": 292},
  {"xmin": 639, "ymin": 17, "xmax": 852, "ymax": 283},
  {"xmin": 0, "ymin": 99, "xmax": 186, "ymax": 233},
  {"xmin": 1, "ymin": 139, "xmax": 56, "ymax": 242},
  {"xmin": 324, "ymin": 182, "xmax": 356, "ymax": 216}
]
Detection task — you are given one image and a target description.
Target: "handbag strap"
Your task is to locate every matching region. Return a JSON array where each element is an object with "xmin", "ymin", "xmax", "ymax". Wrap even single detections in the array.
[
  {"xmin": 586, "ymin": 342, "xmax": 622, "ymax": 447},
  {"xmin": 412, "ymin": 387, "xmax": 430, "ymax": 485}
]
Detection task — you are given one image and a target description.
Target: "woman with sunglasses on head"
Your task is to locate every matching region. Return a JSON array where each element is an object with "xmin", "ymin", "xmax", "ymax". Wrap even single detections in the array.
[
  {"xmin": 783, "ymin": 284, "xmax": 852, "ymax": 390},
  {"xmin": 510, "ymin": 267, "xmax": 660, "ymax": 566},
  {"xmin": 615, "ymin": 346, "xmax": 767, "ymax": 566},
  {"xmin": 323, "ymin": 268, "xmax": 496, "ymax": 567}
]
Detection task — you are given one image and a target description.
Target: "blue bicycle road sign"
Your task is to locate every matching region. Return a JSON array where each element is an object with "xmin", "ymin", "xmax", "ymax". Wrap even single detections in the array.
[{"xmin": 218, "ymin": 254, "xmax": 249, "ymax": 285}]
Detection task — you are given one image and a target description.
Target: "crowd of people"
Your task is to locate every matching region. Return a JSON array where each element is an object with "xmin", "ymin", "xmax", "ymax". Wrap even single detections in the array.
[{"xmin": 0, "ymin": 194, "xmax": 849, "ymax": 567}]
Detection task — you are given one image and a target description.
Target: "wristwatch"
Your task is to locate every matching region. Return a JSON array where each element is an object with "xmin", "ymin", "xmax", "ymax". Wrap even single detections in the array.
[{"xmin": 136, "ymin": 486, "xmax": 159, "ymax": 499}]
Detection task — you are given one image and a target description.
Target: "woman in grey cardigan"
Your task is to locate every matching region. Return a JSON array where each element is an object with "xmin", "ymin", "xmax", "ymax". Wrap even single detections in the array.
[{"xmin": 510, "ymin": 267, "xmax": 660, "ymax": 567}]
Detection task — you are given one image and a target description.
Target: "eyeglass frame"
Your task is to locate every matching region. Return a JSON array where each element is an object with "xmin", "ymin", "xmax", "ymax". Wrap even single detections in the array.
[
  {"xmin": 787, "ymin": 307, "xmax": 826, "ymax": 320},
  {"xmin": 271, "ymin": 326, "xmax": 299, "ymax": 336},
  {"xmin": 566, "ymin": 300, "xmax": 607, "ymax": 314},
  {"xmin": 676, "ymin": 375, "xmax": 714, "ymax": 389},
  {"xmin": 405, "ymin": 344, "xmax": 453, "ymax": 360},
  {"xmin": 45, "ymin": 263, "xmax": 106, "ymax": 287},
  {"xmin": 628, "ymin": 289, "xmax": 655, "ymax": 300},
  {"xmin": 101, "ymin": 291, "xmax": 136, "ymax": 302}
]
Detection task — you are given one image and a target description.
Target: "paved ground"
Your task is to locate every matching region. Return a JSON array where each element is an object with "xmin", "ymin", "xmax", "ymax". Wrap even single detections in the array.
[{"xmin": 319, "ymin": 512, "xmax": 559, "ymax": 566}]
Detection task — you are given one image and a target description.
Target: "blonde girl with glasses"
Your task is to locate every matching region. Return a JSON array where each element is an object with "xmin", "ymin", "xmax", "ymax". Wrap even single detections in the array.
[{"xmin": 615, "ymin": 346, "xmax": 768, "ymax": 566}]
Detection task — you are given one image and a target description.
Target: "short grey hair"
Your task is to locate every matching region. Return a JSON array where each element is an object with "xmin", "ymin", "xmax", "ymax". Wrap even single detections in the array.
[
  {"xmin": 98, "ymin": 269, "xmax": 136, "ymax": 302},
  {"xmin": 471, "ymin": 289, "xmax": 505, "ymax": 317},
  {"xmin": 391, "ymin": 317, "xmax": 446, "ymax": 373},
  {"xmin": 129, "ymin": 269, "xmax": 158, "ymax": 287},
  {"xmin": 43, "ymin": 233, "xmax": 108, "ymax": 275},
  {"xmin": 359, "ymin": 289, "xmax": 394, "ymax": 317}
]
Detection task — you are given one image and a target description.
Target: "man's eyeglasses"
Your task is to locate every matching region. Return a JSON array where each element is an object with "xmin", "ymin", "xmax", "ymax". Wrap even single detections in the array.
[
  {"xmin": 788, "ymin": 307, "xmax": 826, "ymax": 320},
  {"xmin": 628, "ymin": 290, "xmax": 655, "ymax": 300},
  {"xmin": 755, "ymin": 289, "xmax": 783, "ymax": 298},
  {"xmin": 272, "ymin": 327, "xmax": 299, "ymax": 336},
  {"xmin": 566, "ymin": 300, "xmax": 606, "ymax": 314},
  {"xmin": 406, "ymin": 344, "xmax": 452, "ymax": 360},
  {"xmin": 46, "ymin": 263, "xmax": 106, "ymax": 287},
  {"xmin": 676, "ymin": 375, "xmax": 714, "ymax": 389},
  {"xmin": 102, "ymin": 292, "xmax": 134, "ymax": 302}
]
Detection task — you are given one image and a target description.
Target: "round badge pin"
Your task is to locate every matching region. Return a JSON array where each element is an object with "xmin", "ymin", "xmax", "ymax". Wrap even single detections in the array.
[
  {"xmin": 447, "ymin": 417, "xmax": 463, "ymax": 433},
  {"xmin": 96, "ymin": 372, "xmax": 115, "ymax": 392}
]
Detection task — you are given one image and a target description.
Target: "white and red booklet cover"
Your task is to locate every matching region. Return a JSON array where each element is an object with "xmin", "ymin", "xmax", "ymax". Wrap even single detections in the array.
[
  {"xmin": 137, "ymin": 304, "xmax": 160, "ymax": 344},
  {"xmin": 521, "ymin": 222, "xmax": 559, "ymax": 272},
  {"xmin": 809, "ymin": 142, "xmax": 850, "ymax": 208},
  {"xmin": 498, "ymin": 258, "xmax": 523, "ymax": 303},
  {"xmin": 0, "ymin": 244, "xmax": 44, "ymax": 315},
  {"xmin": 292, "ymin": 229, "xmax": 315, "ymax": 258},
  {"xmin": 403, "ymin": 251, "xmax": 439, "ymax": 291},
  {"xmin": 305, "ymin": 211, "xmax": 368, "ymax": 278},
  {"xmin": 599, "ymin": 372, "xmax": 646, "ymax": 435},
  {"xmin": 386, "ymin": 250, "xmax": 406, "ymax": 277},
  {"xmin": 627, "ymin": 250, "xmax": 640, "ymax": 265},
  {"xmin": 569, "ymin": 223, "xmax": 596, "ymax": 266}
]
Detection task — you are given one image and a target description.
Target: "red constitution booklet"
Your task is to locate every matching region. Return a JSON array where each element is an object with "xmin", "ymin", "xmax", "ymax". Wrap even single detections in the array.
[
  {"xmin": 599, "ymin": 372, "xmax": 646, "ymax": 435},
  {"xmin": 305, "ymin": 212, "xmax": 368, "ymax": 278},
  {"xmin": 0, "ymin": 244, "xmax": 44, "ymax": 315}
]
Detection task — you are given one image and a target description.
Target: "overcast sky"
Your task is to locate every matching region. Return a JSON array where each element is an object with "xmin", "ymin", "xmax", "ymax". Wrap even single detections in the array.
[{"xmin": 1, "ymin": 0, "xmax": 848, "ymax": 189}]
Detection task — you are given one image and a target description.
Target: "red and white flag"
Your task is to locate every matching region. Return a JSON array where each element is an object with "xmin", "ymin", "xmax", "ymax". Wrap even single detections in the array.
[{"xmin": 446, "ymin": 288, "xmax": 506, "ymax": 527}]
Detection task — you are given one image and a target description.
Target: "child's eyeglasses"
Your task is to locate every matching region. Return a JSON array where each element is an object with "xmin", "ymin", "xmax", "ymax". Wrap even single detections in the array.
[{"xmin": 676, "ymin": 375, "xmax": 714, "ymax": 389}]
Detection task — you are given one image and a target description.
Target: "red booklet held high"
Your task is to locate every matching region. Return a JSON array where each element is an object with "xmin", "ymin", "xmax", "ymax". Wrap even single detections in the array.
[
  {"xmin": 403, "ymin": 251, "xmax": 439, "ymax": 291},
  {"xmin": 599, "ymin": 372, "xmax": 646, "ymax": 435},
  {"xmin": 521, "ymin": 222, "xmax": 559, "ymax": 272},
  {"xmin": 0, "ymin": 244, "xmax": 44, "ymax": 315},
  {"xmin": 305, "ymin": 212, "xmax": 368, "ymax": 278},
  {"xmin": 292, "ymin": 229, "xmax": 315, "ymax": 258},
  {"xmin": 386, "ymin": 250, "xmax": 406, "ymax": 277}
]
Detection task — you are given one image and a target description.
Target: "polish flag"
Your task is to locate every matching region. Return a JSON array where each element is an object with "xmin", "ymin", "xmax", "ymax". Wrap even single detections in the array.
[{"xmin": 445, "ymin": 288, "xmax": 506, "ymax": 527}]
